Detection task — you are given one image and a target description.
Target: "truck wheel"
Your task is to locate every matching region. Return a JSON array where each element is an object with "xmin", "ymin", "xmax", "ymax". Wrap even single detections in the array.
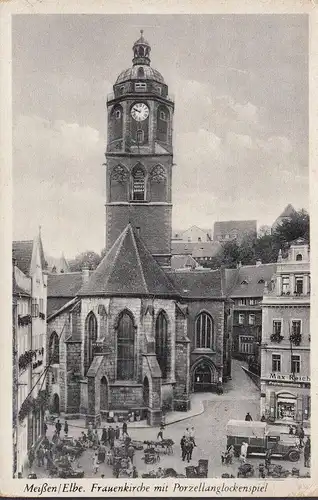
[{"xmin": 288, "ymin": 449, "xmax": 300, "ymax": 462}]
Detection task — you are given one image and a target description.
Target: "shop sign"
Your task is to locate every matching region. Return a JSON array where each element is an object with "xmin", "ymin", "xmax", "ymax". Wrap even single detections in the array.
[
  {"xmin": 267, "ymin": 381, "xmax": 309, "ymax": 389},
  {"xmin": 269, "ymin": 373, "xmax": 310, "ymax": 383}
]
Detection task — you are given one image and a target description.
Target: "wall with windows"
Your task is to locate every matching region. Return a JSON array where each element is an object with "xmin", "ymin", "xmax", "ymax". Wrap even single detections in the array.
[{"xmin": 231, "ymin": 297, "xmax": 263, "ymax": 360}]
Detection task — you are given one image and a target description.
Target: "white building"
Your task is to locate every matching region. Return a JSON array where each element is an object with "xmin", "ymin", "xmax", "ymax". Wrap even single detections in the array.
[
  {"xmin": 12, "ymin": 232, "xmax": 48, "ymax": 476},
  {"xmin": 260, "ymin": 238, "xmax": 310, "ymax": 426}
]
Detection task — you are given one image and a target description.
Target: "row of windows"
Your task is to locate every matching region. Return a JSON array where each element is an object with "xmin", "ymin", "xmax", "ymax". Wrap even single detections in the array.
[
  {"xmin": 238, "ymin": 313, "xmax": 256, "ymax": 325},
  {"xmin": 272, "ymin": 320, "xmax": 302, "ymax": 336},
  {"xmin": 111, "ymin": 164, "xmax": 167, "ymax": 202},
  {"xmin": 281, "ymin": 274, "xmax": 310, "ymax": 295},
  {"xmin": 49, "ymin": 311, "xmax": 216, "ymax": 378},
  {"xmin": 272, "ymin": 354, "xmax": 301, "ymax": 373}
]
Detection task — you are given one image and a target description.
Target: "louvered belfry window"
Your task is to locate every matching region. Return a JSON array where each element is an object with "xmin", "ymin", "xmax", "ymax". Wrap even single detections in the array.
[
  {"xmin": 117, "ymin": 311, "xmax": 135, "ymax": 380},
  {"xmin": 132, "ymin": 166, "xmax": 145, "ymax": 201}
]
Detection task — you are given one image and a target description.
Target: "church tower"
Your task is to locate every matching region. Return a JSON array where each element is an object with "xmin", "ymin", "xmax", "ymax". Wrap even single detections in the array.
[{"xmin": 105, "ymin": 31, "xmax": 174, "ymax": 267}]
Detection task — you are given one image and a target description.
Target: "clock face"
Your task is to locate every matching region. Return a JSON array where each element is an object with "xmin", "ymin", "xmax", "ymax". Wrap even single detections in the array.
[{"xmin": 131, "ymin": 103, "xmax": 149, "ymax": 122}]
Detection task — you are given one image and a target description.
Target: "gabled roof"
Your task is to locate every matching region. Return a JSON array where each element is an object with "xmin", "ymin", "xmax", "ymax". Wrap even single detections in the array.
[
  {"xmin": 228, "ymin": 263, "xmax": 276, "ymax": 297},
  {"xmin": 12, "ymin": 241, "xmax": 34, "ymax": 275},
  {"xmin": 167, "ymin": 269, "xmax": 224, "ymax": 299},
  {"xmin": 78, "ymin": 224, "xmax": 179, "ymax": 298},
  {"xmin": 47, "ymin": 272, "xmax": 85, "ymax": 297},
  {"xmin": 279, "ymin": 204, "xmax": 296, "ymax": 218},
  {"xmin": 46, "ymin": 255, "xmax": 70, "ymax": 273}
]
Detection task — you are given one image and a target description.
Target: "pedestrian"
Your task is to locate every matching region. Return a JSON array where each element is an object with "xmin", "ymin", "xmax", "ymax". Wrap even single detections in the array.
[
  {"xmin": 258, "ymin": 463, "xmax": 266, "ymax": 478},
  {"xmin": 101, "ymin": 474, "xmax": 105, "ymax": 478},
  {"xmin": 122, "ymin": 421, "xmax": 127, "ymax": 436},
  {"xmin": 55, "ymin": 419, "xmax": 62, "ymax": 437},
  {"xmin": 304, "ymin": 437, "xmax": 310, "ymax": 467},
  {"xmin": 43, "ymin": 422, "xmax": 48, "ymax": 436},
  {"xmin": 98, "ymin": 443, "xmax": 106, "ymax": 463},
  {"xmin": 28, "ymin": 448, "xmax": 35, "ymax": 469},
  {"xmin": 240, "ymin": 442, "xmax": 248, "ymax": 463},
  {"xmin": 115, "ymin": 425, "xmax": 120, "ymax": 440},
  {"xmin": 132, "ymin": 466, "xmax": 138, "ymax": 478},
  {"xmin": 189, "ymin": 426, "xmax": 196, "ymax": 446},
  {"xmin": 298, "ymin": 426, "xmax": 305, "ymax": 448},
  {"xmin": 265, "ymin": 449, "xmax": 272, "ymax": 472},
  {"xmin": 127, "ymin": 444, "xmax": 135, "ymax": 464},
  {"xmin": 109, "ymin": 426, "xmax": 115, "ymax": 449},
  {"xmin": 101, "ymin": 427, "xmax": 107, "ymax": 445},
  {"xmin": 93, "ymin": 453, "xmax": 99, "ymax": 474},
  {"xmin": 180, "ymin": 435, "xmax": 186, "ymax": 459},
  {"xmin": 245, "ymin": 412, "xmax": 253, "ymax": 421},
  {"xmin": 64, "ymin": 420, "xmax": 69, "ymax": 436}
]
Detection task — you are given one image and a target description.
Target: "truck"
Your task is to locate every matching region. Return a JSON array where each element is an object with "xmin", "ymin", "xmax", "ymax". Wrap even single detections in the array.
[{"xmin": 226, "ymin": 420, "xmax": 300, "ymax": 462}]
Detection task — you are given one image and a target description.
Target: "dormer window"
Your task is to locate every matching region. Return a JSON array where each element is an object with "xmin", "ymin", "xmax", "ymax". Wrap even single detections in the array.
[
  {"xmin": 137, "ymin": 67, "xmax": 145, "ymax": 78},
  {"xmin": 296, "ymin": 253, "xmax": 303, "ymax": 261}
]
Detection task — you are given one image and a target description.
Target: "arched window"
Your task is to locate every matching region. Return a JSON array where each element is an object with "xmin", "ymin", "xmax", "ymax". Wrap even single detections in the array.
[
  {"xmin": 138, "ymin": 67, "xmax": 145, "ymax": 78},
  {"xmin": 155, "ymin": 311, "xmax": 168, "ymax": 378},
  {"xmin": 115, "ymin": 109, "xmax": 121, "ymax": 119},
  {"xmin": 195, "ymin": 312, "xmax": 214, "ymax": 349},
  {"xmin": 136, "ymin": 129, "xmax": 144, "ymax": 144},
  {"xmin": 117, "ymin": 311, "xmax": 135, "ymax": 380},
  {"xmin": 132, "ymin": 165, "xmax": 145, "ymax": 201},
  {"xmin": 49, "ymin": 332, "xmax": 59, "ymax": 364},
  {"xmin": 296, "ymin": 254, "xmax": 303, "ymax": 261},
  {"xmin": 85, "ymin": 312, "xmax": 98, "ymax": 369},
  {"xmin": 156, "ymin": 105, "xmax": 169, "ymax": 142}
]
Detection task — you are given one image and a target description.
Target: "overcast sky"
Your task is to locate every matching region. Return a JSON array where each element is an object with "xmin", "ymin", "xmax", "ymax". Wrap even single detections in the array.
[{"xmin": 12, "ymin": 14, "xmax": 308, "ymax": 258}]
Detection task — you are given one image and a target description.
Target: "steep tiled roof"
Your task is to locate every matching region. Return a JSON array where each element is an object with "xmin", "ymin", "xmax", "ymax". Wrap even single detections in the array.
[
  {"xmin": 12, "ymin": 241, "xmax": 33, "ymax": 275},
  {"xmin": 171, "ymin": 255, "xmax": 199, "ymax": 270},
  {"xmin": 171, "ymin": 241, "xmax": 221, "ymax": 258},
  {"xmin": 47, "ymin": 272, "xmax": 84, "ymax": 297},
  {"xmin": 47, "ymin": 297, "xmax": 73, "ymax": 317},
  {"xmin": 13, "ymin": 281, "xmax": 30, "ymax": 297},
  {"xmin": 78, "ymin": 224, "xmax": 179, "ymax": 298},
  {"xmin": 167, "ymin": 269, "xmax": 224, "ymax": 299},
  {"xmin": 214, "ymin": 220, "xmax": 257, "ymax": 238},
  {"xmin": 229, "ymin": 263, "xmax": 276, "ymax": 297}
]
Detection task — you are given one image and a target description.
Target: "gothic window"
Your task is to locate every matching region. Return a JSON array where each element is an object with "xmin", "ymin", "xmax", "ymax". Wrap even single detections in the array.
[
  {"xmin": 138, "ymin": 67, "xmax": 145, "ymax": 78},
  {"xmin": 150, "ymin": 165, "xmax": 166, "ymax": 202},
  {"xmin": 85, "ymin": 312, "xmax": 98, "ymax": 369},
  {"xmin": 156, "ymin": 105, "xmax": 169, "ymax": 142},
  {"xmin": 111, "ymin": 165, "xmax": 128, "ymax": 183},
  {"xmin": 117, "ymin": 311, "xmax": 135, "ymax": 380},
  {"xmin": 110, "ymin": 165, "xmax": 128, "ymax": 202},
  {"xmin": 195, "ymin": 312, "xmax": 214, "ymax": 349},
  {"xmin": 49, "ymin": 332, "xmax": 59, "ymax": 364},
  {"xmin": 155, "ymin": 311, "xmax": 168, "ymax": 378},
  {"xmin": 132, "ymin": 165, "xmax": 145, "ymax": 201},
  {"xmin": 150, "ymin": 165, "xmax": 166, "ymax": 183}
]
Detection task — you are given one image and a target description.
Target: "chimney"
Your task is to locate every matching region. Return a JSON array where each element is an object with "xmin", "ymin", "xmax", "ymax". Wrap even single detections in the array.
[
  {"xmin": 256, "ymin": 259, "xmax": 262, "ymax": 267},
  {"xmin": 82, "ymin": 266, "xmax": 90, "ymax": 284}
]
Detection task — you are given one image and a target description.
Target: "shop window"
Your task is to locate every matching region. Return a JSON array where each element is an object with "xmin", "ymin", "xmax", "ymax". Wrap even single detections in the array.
[
  {"xmin": 273, "ymin": 320, "xmax": 282, "ymax": 335},
  {"xmin": 277, "ymin": 394, "xmax": 296, "ymax": 420},
  {"xmin": 249, "ymin": 314, "xmax": 256, "ymax": 326},
  {"xmin": 291, "ymin": 355, "xmax": 300, "ymax": 374},
  {"xmin": 238, "ymin": 314, "xmax": 245, "ymax": 325},
  {"xmin": 155, "ymin": 311, "xmax": 168, "ymax": 378},
  {"xmin": 272, "ymin": 354, "xmax": 281, "ymax": 372},
  {"xmin": 116, "ymin": 311, "xmax": 135, "ymax": 380},
  {"xmin": 195, "ymin": 312, "xmax": 214, "ymax": 349},
  {"xmin": 132, "ymin": 166, "xmax": 145, "ymax": 201}
]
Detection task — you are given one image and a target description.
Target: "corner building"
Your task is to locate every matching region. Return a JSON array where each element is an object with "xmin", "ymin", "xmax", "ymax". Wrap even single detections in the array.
[{"xmin": 46, "ymin": 33, "xmax": 232, "ymax": 427}]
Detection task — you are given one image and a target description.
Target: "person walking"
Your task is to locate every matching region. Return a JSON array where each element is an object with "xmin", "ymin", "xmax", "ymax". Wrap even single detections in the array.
[
  {"xmin": 115, "ymin": 425, "xmax": 120, "ymax": 440},
  {"xmin": 64, "ymin": 420, "xmax": 69, "ymax": 436},
  {"xmin": 245, "ymin": 412, "xmax": 253, "ymax": 421},
  {"xmin": 157, "ymin": 423, "xmax": 164, "ymax": 441},
  {"xmin": 298, "ymin": 426, "xmax": 305, "ymax": 448},
  {"xmin": 55, "ymin": 419, "xmax": 62, "ymax": 437},
  {"xmin": 240, "ymin": 442, "xmax": 248, "ymax": 463},
  {"xmin": 43, "ymin": 422, "xmax": 48, "ymax": 436},
  {"xmin": 180, "ymin": 435, "xmax": 186, "ymax": 460},
  {"xmin": 93, "ymin": 453, "xmax": 99, "ymax": 474},
  {"xmin": 304, "ymin": 437, "xmax": 310, "ymax": 467},
  {"xmin": 122, "ymin": 421, "xmax": 127, "ymax": 436},
  {"xmin": 101, "ymin": 427, "xmax": 107, "ymax": 445},
  {"xmin": 132, "ymin": 466, "xmax": 138, "ymax": 478},
  {"xmin": 127, "ymin": 444, "xmax": 135, "ymax": 464}
]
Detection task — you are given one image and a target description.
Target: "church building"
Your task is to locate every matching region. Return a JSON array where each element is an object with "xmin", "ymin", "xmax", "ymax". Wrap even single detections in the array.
[{"xmin": 46, "ymin": 32, "xmax": 232, "ymax": 426}]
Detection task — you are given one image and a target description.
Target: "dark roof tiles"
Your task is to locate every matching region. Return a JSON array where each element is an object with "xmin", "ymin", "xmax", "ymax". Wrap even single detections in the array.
[
  {"xmin": 12, "ymin": 241, "xmax": 34, "ymax": 275},
  {"xmin": 47, "ymin": 272, "xmax": 84, "ymax": 297},
  {"xmin": 167, "ymin": 269, "xmax": 224, "ymax": 299}
]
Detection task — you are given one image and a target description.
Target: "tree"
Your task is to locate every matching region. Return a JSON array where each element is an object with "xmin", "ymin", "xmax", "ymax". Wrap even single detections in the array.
[
  {"xmin": 69, "ymin": 250, "xmax": 102, "ymax": 272},
  {"xmin": 272, "ymin": 209, "xmax": 309, "ymax": 249}
]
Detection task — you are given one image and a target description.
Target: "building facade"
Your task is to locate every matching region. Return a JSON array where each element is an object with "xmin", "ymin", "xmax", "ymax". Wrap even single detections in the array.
[
  {"xmin": 45, "ymin": 33, "xmax": 233, "ymax": 427},
  {"xmin": 213, "ymin": 220, "xmax": 257, "ymax": 244},
  {"xmin": 260, "ymin": 239, "xmax": 310, "ymax": 425},
  {"xmin": 12, "ymin": 234, "xmax": 48, "ymax": 476}
]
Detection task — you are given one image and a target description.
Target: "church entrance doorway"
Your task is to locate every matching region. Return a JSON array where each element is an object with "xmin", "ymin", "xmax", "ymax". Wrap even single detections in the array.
[
  {"xmin": 192, "ymin": 360, "xmax": 217, "ymax": 392},
  {"xmin": 52, "ymin": 393, "xmax": 60, "ymax": 414},
  {"xmin": 100, "ymin": 376, "xmax": 108, "ymax": 415}
]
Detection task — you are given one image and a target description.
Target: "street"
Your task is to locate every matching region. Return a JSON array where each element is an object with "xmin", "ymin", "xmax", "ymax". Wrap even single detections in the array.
[{"xmin": 27, "ymin": 360, "xmax": 308, "ymax": 479}]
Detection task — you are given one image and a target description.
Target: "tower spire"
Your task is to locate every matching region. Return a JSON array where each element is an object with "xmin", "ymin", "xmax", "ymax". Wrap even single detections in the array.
[{"xmin": 132, "ymin": 30, "xmax": 151, "ymax": 66}]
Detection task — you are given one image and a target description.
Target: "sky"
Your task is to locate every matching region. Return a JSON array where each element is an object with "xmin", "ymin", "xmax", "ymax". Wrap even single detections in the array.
[{"xmin": 12, "ymin": 14, "xmax": 309, "ymax": 258}]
